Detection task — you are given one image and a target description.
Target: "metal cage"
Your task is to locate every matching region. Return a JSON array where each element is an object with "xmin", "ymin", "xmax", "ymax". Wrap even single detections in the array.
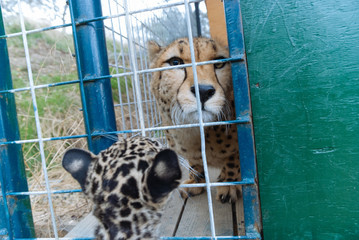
[{"xmin": 0, "ymin": 0, "xmax": 261, "ymax": 239}]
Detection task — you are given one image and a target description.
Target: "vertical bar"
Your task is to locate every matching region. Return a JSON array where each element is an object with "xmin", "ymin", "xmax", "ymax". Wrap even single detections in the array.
[
  {"xmin": 223, "ymin": 0, "xmax": 262, "ymax": 238},
  {"xmin": 183, "ymin": 0, "xmax": 216, "ymax": 238},
  {"xmin": 68, "ymin": 0, "xmax": 117, "ymax": 154},
  {"xmin": 17, "ymin": 0, "xmax": 59, "ymax": 237},
  {"xmin": 107, "ymin": 0, "xmax": 127, "ymax": 135},
  {"xmin": 135, "ymin": 23, "xmax": 151, "ymax": 130},
  {"xmin": 123, "ymin": 0, "xmax": 146, "ymax": 136},
  {"xmin": 115, "ymin": 2, "xmax": 135, "ymax": 132},
  {"xmin": 0, "ymin": 6, "xmax": 35, "ymax": 240},
  {"xmin": 141, "ymin": 24, "xmax": 156, "ymax": 130}
]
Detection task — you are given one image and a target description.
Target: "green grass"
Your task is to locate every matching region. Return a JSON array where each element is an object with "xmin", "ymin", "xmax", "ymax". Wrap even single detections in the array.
[
  {"xmin": 5, "ymin": 19, "xmax": 135, "ymax": 178},
  {"xmin": 5, "ymin": 20, "xmax": 74, "ymax": 53},
  {"xmin": 110, "ymin": 67, "xmax": 133, "ymax": 103},
  {"xmin": 15, "ymin": 79, "xmax": 81, "ymax": 177},
  {"xmin": 3, "ymin": 17, "xmax": 139, "ymax": 237}
]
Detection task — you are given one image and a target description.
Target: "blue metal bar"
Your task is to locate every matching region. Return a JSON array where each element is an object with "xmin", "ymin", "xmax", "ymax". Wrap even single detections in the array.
[
  {"xmin": 68, "ymin": 0, "xmax": 118, "ymax": 154},
  {"xmin": 0, "ymin": 6, "xmax": 35, "ymax": 239},
  {"xmin": 0, "ymin": 57, "xmax": 244, "ymax": 95},
  {"xmin": 12, "ymin": 234, "xmax": 262, "ymax": 240},
  {"xmin": 0, "ymin": 118, "xmax": 250, "ymax": 146},
  {"xmin": 0, "ymin": 0, "xmax": 204, "ymax": 40},
  {"xmin": 7, "ymin": 189, "xmax": 82, "ymax": 197},
  {"xmin": 224, "ymin": 0, "xmax": 263, "ymax": 238},
  {"xmin": 160, "ymin": 235, "xmax": 261, "ymax": 240},
  {"xmin": 6, "ymin": 178, "xmax": 256, "ymax": 197}
]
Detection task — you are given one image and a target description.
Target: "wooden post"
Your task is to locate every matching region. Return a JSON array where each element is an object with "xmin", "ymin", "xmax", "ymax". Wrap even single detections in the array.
[{"xmin": 205, "ymin": 0, "xmax": 228, "ymax": 46}]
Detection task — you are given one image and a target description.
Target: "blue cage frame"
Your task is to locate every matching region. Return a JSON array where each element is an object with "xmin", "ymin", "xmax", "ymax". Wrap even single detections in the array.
[{"xmin": 0, "ymin": 0, "xmax": 262, "ymax": 239}]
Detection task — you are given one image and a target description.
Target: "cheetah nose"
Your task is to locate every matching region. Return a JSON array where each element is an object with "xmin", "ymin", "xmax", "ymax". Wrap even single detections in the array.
[{"xmin": 190, "ymin": 84, "xmax": 216, "ymax": 105}]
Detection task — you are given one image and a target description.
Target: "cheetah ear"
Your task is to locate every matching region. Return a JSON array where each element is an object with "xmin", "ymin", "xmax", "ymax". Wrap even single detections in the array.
[
  {"xmin": 62, "ymin": 148, "xmax": 94, "ymax": 191},
  {"xmin": 147, "ymin": 149, "xmax": 182, "ymax": 203},
  {"xmin": 147, "ymin": 41, "xmax": 162, "ymax": 62}
]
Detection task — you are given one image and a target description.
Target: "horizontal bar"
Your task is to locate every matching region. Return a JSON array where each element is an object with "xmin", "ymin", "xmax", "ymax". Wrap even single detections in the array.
[
  {"xmin": 180, "ymin": 178, "xmax": 255, "ymax": 188},
  {"xmin": 108, "ymin": 63, "xmax": 131, "ymax": 71},
  {"xmin": 14, "ymin": 239, "xmax": 94, "ymax": 240},
  {"xmin": 6, "ymin": 189, "xmax": 82, "ymax": 197},
  {"xmin": 160, "ymin": 234, "xmax": 261, "ymax": 240},
  {"xmin": 83, "ymin": 99, "xmax": 157, "ymax": 111},
  {"xmin": 0, "ymin": 22, "xmax": 73, "ymax": 39},
  {"xmin": 6, "ymin": 178, "xmax": 255, "ymax": 197},
  {"xmin": 113, "ymin": 99, "xmax": 156, "ymax": 108},
  {"xmin": 0, "ymin": 56, "xmax": 244, "ymax": 94},
  {"xmin": 0, "ymin": 0, "xmax": 203, "ymax": 40},
  {"xmin": 13, "ymin": 233, "xmax": 261, "ymax": 240},
  {"xmin": 104, "ymin": 25, "xmax": 145, "ymax": 50},
  {"xmin": 0, "ymin": 117, "xmax": 251, "ymax": 146}
]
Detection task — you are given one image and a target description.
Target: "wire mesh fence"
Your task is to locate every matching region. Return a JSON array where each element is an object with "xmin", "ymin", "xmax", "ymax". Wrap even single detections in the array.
[{"xmin": 0, "ymin": 0, "xmax": 261, "ymax": 239}]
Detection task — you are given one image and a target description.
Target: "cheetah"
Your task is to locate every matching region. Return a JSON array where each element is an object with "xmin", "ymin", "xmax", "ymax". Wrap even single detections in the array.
[
  {"xmin": 62, "ymin": 136, "xmax": 181, "ymax": 240},
  {"xmin": 148, "ymin": 37, "xmax": 241, "ymax": 203}
]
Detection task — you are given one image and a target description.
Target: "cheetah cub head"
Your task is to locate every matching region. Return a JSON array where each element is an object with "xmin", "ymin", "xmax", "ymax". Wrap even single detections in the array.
[
  {"xmin": 62, "ymin": 136, "xmax": 181, "ymax": 240},
  {"xmin": 149, "ymin": 37, "xmax": 233, "ymax": 124}
]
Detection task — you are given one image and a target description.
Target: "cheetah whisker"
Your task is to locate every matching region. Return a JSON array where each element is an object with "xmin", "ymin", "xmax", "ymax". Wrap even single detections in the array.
[
  {"xmin": 170, "ymin": 100, "xmax": 183, "ymax": 125},
  {"xmin": 177, "ymin": 155, "xmax": 203, "ymax": 179}
]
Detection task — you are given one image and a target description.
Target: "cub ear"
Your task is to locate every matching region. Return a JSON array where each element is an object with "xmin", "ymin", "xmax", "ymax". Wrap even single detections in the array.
[
  {"xmin": 147, "ymin": 149, "xmax": 182, "ymax": 203},
  {"xmin": 147, "ymin": 41, "xmax": 162, "ymax": 62},
  {"xmin": 62, "ymin": 148, "xmax": 94, "ymax": 191}
]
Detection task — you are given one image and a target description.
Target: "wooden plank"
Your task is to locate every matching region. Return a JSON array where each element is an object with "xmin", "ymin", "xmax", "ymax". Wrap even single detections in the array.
[
  {"xmin": 64, "ymin": 193, "xmax": 184, "ymax": 239},
  {"xmin": 66, "ymin": 164, "xmax": 187, "ymax": 238},
  {"xmin": 174, "ymin": 188, "xmax": 233, "ymax": 237},
  {"xmin": 65, "ymin": 213, "xmax": 97, "ymax": 238},
  {"xmin": 65, "ymin": 167, "xmax": 242, "ymax": 238},
  {"xmin": 158, "ymin": 191, "xmax": 186, "ymax": 237},
  {"xmin": 235, "ymin": 194, "xmax": 245, "ymax": 236},
  {"xmin": 174, "ymin": 167, "xmax": 233, "ymax": 237}
]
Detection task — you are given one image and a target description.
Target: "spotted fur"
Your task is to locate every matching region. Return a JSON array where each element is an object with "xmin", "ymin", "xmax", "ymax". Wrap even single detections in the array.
[
  {"xmin": 62, "ymin": 136, "xmax": 181, "ymax": 240},
  {"xmin": 148, "ymin": 37, "xmax": 241, "ymax": 203}
]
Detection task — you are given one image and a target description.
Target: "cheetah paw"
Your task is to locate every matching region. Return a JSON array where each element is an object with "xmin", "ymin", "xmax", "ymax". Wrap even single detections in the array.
[
  {"xmin": 216, "ymin": 185, "xmax": 242, "ymax": 203},
  {"xmin": 179, "ymin": 179, "xmax": 205, "ymax": 199}
]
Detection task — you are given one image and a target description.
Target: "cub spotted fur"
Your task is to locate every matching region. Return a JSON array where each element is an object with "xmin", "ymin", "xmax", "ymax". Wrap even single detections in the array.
[
  {"xmin": 149, "ymin": 37, "xmax": 241, "ymax": 203},
  {"xmin": 62, "ymin": 137, "xmax": 181, "ymax": 240}
]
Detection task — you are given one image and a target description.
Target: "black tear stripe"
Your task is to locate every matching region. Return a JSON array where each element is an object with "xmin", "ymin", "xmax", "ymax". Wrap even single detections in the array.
[
  {"xmin": 175, "ymin": 67, "xmax": 187, "ymax": 112},
  {"xmin": 196, "ymin": 40, "xmax": 200, "ymax": 60},
  {"xmin": 211, "ymin": 40, "xmax": 217, "ymax": 51},
  {"xmin": 214, "ymin": 70, "xmax": 226, "ymax": 94}
]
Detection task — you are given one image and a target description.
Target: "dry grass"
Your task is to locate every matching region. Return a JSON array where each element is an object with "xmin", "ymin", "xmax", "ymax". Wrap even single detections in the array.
[
  {"xmin": 6, "ymin": 21, "xmax": 93, "ymax": 237},
  {"xmin": 6, "ymin": 18, "xmax": 157, "ymax": 237}
]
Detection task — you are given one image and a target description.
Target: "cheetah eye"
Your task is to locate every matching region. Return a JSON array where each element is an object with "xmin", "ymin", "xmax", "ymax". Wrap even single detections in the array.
[
  {"xmin": 167, "ymin": 57, "xmax": 184, "ymax": 66},
  {"xmin": 214, "ymin": 57, "xmax": 227, "ymax": 69}
]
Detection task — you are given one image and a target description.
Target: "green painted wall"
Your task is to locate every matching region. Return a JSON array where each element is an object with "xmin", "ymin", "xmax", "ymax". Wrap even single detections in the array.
[{"xmin": 241, "ymin": 0, "xmax": 359, "ymax": 239}]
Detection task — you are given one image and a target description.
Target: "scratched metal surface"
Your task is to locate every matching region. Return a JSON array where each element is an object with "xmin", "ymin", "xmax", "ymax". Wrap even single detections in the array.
[{"xmin": 241, "ymin": 0, "xmax": 359, "ymax": 239}]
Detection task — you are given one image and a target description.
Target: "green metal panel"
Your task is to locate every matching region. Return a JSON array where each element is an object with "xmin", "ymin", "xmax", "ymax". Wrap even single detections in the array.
[{"xmin": 241, "ymin": 0, "xmax": 359, "ymax": 239}]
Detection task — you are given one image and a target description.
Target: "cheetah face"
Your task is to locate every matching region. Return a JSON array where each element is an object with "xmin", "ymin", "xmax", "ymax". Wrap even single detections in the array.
[
  {"xmin": 62, "ymin": 137, "xmax": 181, "ymax": 240},
  {"xmin": 149, "ymin": 37, "xmax": 233, "ymax": 124}
]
